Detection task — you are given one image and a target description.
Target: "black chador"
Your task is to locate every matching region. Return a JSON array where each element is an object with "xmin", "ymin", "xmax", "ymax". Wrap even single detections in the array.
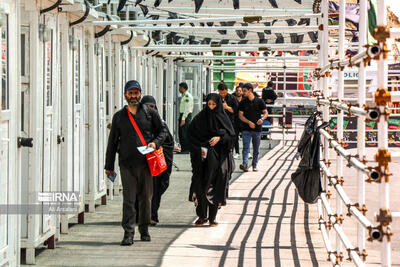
[{"xmin": 188, "ymin": 93, "xmax": 236, "ymax": 226}]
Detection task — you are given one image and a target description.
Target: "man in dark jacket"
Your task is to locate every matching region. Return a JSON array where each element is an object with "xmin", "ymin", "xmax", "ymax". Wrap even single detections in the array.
[
  {"xmin": 217, "ymin": 82, "xmax": 238, "ymax": 128},
  {"xmin": 105, "ymin": 80, "xmax": 167, "ymax": 246},
  {"xmin": 141, "ymin": 95, "xmax": 174, "ymax": 226}
]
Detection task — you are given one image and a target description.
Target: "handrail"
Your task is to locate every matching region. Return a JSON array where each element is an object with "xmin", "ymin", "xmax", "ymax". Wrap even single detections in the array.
[
  {"xmin": 320, "ymin": 194, "xmax": 366, "ymax": 267},
  {"xmin": 318, "ymin": 45, "xmax": 381, "ymax": 76},
  {"xmin": 320, "ymin": 161, "xmax": 373, "ymax": 229},
  {"xmin": 319, "ymin": 129, "xmax": 370, "ymax": 176},
  {"xmin": 317, "ymin": 199, "xmax": 340, "ymax": 266}
]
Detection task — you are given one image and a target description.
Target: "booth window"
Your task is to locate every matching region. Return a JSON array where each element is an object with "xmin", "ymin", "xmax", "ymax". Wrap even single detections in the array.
[
  {"xmin": 105, "ymin": 55, "xmax": 109, "ymax": 82},
  {"xmin": 98, "ymin": 48, "xmax": 104, "ymax": 102},
  {"xmin": 73, "ymin": 40, "xmax": 81, "ymax": 104},
  {"xmin": 1, "ymin": 16, "xmax": 9, "ymax": 110},
  {"xmin": 21, "ymin": 34, "xmax": 25, "ymax": 76},
  {"xmin": 106, "ymin": 91, "xmax": 109, "ymax": 116},
  {"xmin": 44, "ymin": 30, "xmax": 53, "ymax": 107},
  {"xmin": 122, "ymin": 58, "xmax": 126, "ymax": 90}
]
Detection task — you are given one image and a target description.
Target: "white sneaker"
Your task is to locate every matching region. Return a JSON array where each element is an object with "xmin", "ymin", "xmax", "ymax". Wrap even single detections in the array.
[
  {"xmin": 233, "ymin": 153, "xmax": 240, "ymax": 159},
  {"xmin": 248, "ymin": 153, "xmax": 253, "ymax": 159}
]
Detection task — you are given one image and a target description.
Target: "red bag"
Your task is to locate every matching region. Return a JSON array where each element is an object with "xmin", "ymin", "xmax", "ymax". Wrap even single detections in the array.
[{"xmin": 127, "ymin": 109, "xmax": 167, "ymax": 176}]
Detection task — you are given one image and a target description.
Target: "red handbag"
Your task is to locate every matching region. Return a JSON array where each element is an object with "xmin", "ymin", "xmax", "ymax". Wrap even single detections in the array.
[{"xmin": 127, "ymin": 109, "xmax": 167, "ymax": 176}]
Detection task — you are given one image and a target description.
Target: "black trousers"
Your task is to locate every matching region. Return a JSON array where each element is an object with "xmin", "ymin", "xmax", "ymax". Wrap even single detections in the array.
[
  {"xmin": 234, "ymin": 130, "xmax": 240, "ymax": 154},
  {"xmin": 179, "ymin": 113, "xmax": 192, "ymax": 152},
  {"xmin": 120, "ymin": 165, "xmax": 153, "ymax": 236},
  {"xmin": 196, "ymin": 192, "xmax": 218, "ymax": 223},
  {"xmin": 151, "ymin": 163, "xmax": 172, "ymax": 222}
]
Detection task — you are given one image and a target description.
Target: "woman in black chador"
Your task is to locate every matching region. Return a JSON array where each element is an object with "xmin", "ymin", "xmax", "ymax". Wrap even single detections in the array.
[{"xmin": 188, "ymin": 93, "xmax": 236, "ymax": 227}]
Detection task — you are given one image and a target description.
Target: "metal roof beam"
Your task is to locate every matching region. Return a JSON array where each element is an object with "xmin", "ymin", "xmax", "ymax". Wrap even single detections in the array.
[
  {"xmin": 121, "ymin": 25, "xmax": 330, "ymax": 33},
  {"xmin": 142, "ymin": 6, "xmax": 313, "ymax": 12},
  {"xmin": 86, "ymin": 13, "xmax": 320, "ymax": 25},
  {"xmin": 135, "ymin": 45, "xmax": 318, "ymax": 52},
  {"xmin": 164, "ymin": 55, "xmax": 318, "ymax": 60}
]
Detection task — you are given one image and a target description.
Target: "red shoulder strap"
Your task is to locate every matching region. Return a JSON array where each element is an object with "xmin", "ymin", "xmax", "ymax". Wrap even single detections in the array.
[{"xmin": 127, "ymin": 108, "xmax": 147, "ymax": 146}]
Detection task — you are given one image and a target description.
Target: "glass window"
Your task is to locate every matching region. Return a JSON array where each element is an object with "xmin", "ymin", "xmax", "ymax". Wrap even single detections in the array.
[
  {"xmin": 98, "ymin": 47, "xmax": 104, "ymax": 102},
  {"xmin": 44, "ymin": 30, "xmax": 53, "ymax": 106},
  {"xmin": 106, "ymin": 90, "xmax": 109, "ymax": 116},
  {"xmin": 1, "ymin": 16, "xmax": 9, "ymax": 110},
  {"xmin": 73, "ymin": 40, "xmax": 81, "ymax": 104},
  {"xmin": 21, "ymin": 92, "xmax": 24, "ymax": 131},
  {"xmin": 105, "ymin": 55, "xmax": 109, "ymax": 82},
  {"xmin": 85, "ymin": 43, "xmax": 89, "ymax": 87},
  {"xmin": 122, "ymin": 58, "xmax": 126, "ymax": 89},
  {"xmin": 21, "ymin": 34, "xmax": 25, "ymax": 76}
]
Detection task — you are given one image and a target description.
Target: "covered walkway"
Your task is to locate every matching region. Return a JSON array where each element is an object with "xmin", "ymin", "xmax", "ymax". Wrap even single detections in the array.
[
  {"xmin": 21, "ymin": 135, "xmax": 400, "ymax": 266},
  {"xmin": 20, "ymin": 139, "xmax": 329, "ymax": 267},
  {"xmin": 1, "ymin": 0, "xmax": 399, "ymax": 266}
]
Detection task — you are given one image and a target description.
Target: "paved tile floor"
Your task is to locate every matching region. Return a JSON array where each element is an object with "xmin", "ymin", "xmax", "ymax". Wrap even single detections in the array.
[
  {"xmin": 23, "ymin": 139, "xmax": 278, "ymax": 267},
  {"xmin": 22, "ymin": 136, "xmax": 400, "ymax": 267}
]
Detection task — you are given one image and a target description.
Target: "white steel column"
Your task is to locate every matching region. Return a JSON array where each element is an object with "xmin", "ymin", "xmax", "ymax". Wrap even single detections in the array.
[
  {"xmin": 107, "ymin": 34, "xmax": 114, "ymax": 200},
  {"xmin": 322, "ymin": 0, "xmax": 329, "ymax": 191},
  {"xmin": 336, "ymin": 0, "xmax": 345, "ymax": 254},
  {"xmin": 114, "ymin": 42, "xmax": 122, "ymax": 111},
  {"xmin": 166, "ymin": 59, "xmax": 174, "ymax": 133},
  {"xmin": 283, "ymin": 59, "xmax": 287, "ymax": 144},
  {"xmin": 357, "ymin": 0, "xmax": 367, "ymax": 252},
  {"xmin": 60, "ymin": 14, "xmax": 73, "ymax": 233},
  {"xmin": 148, "ymin": 57, "xmax": 153, "ymax": 96},
  {"xmin": 25, "ymin": 8, "xmax": 44, "ymax": 263},
  {"xmin": 113, "ymin": 41, "xmax": 122, "ymax": 197},
  {"xmin": 107, "ymin": 35, "xmax": 114, "ymax": 115},
  {"xmin": 131, "ymin": 49, "xmax": 137, "ymax": 80},
  {"xmin": 376, "ymin": 0, "xmax": 391, "ymax": 265},
  {"xmin": 87, "ymin": 26, "xmax": 98, "ymax": 212}
]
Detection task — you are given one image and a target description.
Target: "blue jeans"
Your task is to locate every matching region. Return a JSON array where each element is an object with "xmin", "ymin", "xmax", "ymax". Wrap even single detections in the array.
[{"xmin": 242, "ymin": 130, "xmax": 262, "ymax": 167}]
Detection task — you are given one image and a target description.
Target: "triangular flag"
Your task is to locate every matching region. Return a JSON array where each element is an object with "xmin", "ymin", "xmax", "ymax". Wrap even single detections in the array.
[
  {"xmin": 195, "ymin": 0, "xmax": 204, "ymax": 13},
  {"xmin": 117, "ymin": 0, "xmax": 128, "ymax": 12},
  {"xmin": 154, "ymin": 0, "xmax": 162, "ymax": 7},
  {"xmin": 138, "ymin": 4, "xmax": 149, "ymax": 16},
  {"xmin": 233, "ymin": 0, "xmax": 239, "ymax": 9}
]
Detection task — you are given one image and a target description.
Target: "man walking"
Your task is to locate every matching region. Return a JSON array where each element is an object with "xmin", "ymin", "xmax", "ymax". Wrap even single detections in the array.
[
  {"xmin": 217, "ymin": 81, "xmax": 238, "ymax": 156},
  {"xmin": 141, "ymin": 95, "xmax": 174, "ymax": 226},
  {"xmin": 105, "ymin": 80, "xmax": 167, "ymax": 246},
  {"xmin": 238, "ymin": 83, "xmax": 268, "ymax": 172},
  {"xmin": 262, "ymin": 81, "xmax": 277, "ymax": 123},
  {"xmin": 178, "ymin": 82, "xmax": 193, "ymax": 153}
]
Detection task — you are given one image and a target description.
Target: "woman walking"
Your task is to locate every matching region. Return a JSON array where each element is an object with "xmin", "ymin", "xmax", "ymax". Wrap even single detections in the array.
[{"xmin": 188, "ymin": 93, "xmax": 236, "ymax": 227}]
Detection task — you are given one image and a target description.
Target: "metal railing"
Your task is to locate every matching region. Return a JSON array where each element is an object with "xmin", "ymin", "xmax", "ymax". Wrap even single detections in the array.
[{"xmin": 313, "ymin": 0, "xmax": 395, "ymax": 266}]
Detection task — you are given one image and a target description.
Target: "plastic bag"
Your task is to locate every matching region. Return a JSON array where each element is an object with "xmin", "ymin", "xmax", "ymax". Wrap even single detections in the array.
[{"xmin": 291, "ymin": 112, "xmax": 328, "ymax": 204}]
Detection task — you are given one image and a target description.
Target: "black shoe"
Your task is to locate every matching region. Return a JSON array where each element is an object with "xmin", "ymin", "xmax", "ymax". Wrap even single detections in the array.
[
  {"xmin": 239, "ymin": 164, "xmax": 249, "ymax": 172},
  {"xmin": 209, "ymin": 221, "xmax": 219, "ymax": 227},
  {"xmin": 139, "ymin": 224, "xmax": 151, "ymax": 241},
  {"xmin": 140, "ymin": 234, "xmax": 151, "ymax": 241},
  {"xmin": 253, "ymin": 166, "xmax": 258, "ymax": 172},
  {"xmin": 120, "ymin": 235, "xmax": 134, "ymax": 246},
  {"xmin": 194, "ymin": 218, "xmax": 208, "ymax": 226}
]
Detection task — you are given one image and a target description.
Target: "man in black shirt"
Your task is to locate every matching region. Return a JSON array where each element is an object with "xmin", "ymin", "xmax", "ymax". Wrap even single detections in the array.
[
  {"xmin": 238, "ymin": 83, "xmax": 268, "ymax": 172},
  {"xmin": 217, "ymin": 81, "xmax": 238, "ymax": 131},
  {"xmin": 261, "ymin": 81, "xmax": 277, "ymax": 123},
  {"xmin": 105, "ymin": 80, "xmax": 167, "ymax": 246}
]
